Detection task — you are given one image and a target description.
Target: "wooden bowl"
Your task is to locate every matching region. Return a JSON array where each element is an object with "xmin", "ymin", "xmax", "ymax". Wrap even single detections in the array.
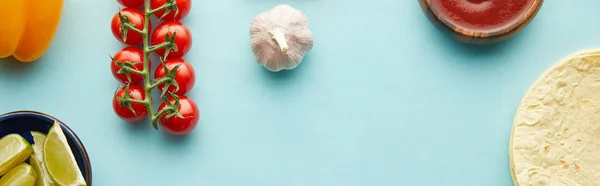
[{"xmin": 419, "ymin": 0, "xmax": 543, "ymax": 45}]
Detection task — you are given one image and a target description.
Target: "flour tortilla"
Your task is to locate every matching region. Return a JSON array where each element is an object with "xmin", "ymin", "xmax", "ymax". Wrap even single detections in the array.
[{"xmin": 510, "ymin": 49, "xmax": 600, "ymax": 186}]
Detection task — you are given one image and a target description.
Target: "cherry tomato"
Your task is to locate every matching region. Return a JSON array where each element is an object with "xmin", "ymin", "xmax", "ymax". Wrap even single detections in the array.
[
  {"xmin": 151, "ymin": 21, "xmax": 192, "ymax": 59},
  {"xmin": 111, "ymin": 47, "xmax": 151, "ymax": 85},
  {"xmin": 154, "ymin": 58, "xmax": 195, "ymax": 95},
  {"xmin": 117, "ymin": 0, "xmax": 144, "ymax": 8},
  {"xmin": 158, "ymin": 96, "xmax": 199, "ymax": 135},
  {"xmin": 113, "ymin": 85, "xmax": 148, "ymax": 122},
  {"xmin": 150, "ymin": 0, "xmax": 191, "ymax": 21},
  {"xmin": 111, "ymin": 8, "xmax": 150, "ymax": 46}
]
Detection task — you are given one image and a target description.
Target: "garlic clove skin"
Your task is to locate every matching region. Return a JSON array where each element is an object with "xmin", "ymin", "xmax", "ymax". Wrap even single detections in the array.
[{"xmin": 250, "ymin": 4, "xmax": 314, "ymax": 72}]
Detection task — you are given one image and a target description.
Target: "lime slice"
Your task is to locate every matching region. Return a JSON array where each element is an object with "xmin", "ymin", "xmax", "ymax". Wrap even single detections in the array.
[
  {"xmin": 0, "ymin": 133, "xmax": 33, "ymax": 176},
  {"xmin": 0, "ymin": 163, "xmax": 38, "ymax": 186},
  {"xmin": 30, "ymin": 131, "xmax": 55, "ymax": 186},
  {"xmin": 30, "ymin": 156, "xmax": 55, "ymax": 186},
  {"xmin": 43, "ymin": 122, "xmax": 87, "ymax": 186},
  {"xmin": 31, "ymin": 131, "xmax": 46, "ymax": 160}
]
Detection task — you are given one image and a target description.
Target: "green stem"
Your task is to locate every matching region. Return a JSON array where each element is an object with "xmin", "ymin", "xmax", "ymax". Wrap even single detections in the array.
[
  {"xmin": 141, "ymin": 0, "xmax": 158, "ymax": 129},
  {"xmin": 125, "ymin": 99, "xmax": 148, "ymax": 105},
  {"xmin": 123, "ymin": 23, "xmax": 143, "ymax": 34},
  {"xmin": 149, "ymin": 3, "xmax": 170, "ymax": 15},
  {"xmin": 122, "ymin": 66, "xmax": 145, "ymax": 75},
  {"xmin": 149, "ymin": 42, "xmax": 172, "ymax": 53},
  {"xmin": 149, "ymin": 77, "xmax": 171, "ymax": 90},
  {"xmin": 150, "ymin": 107, "xmax": 173, "ymax": 126}
]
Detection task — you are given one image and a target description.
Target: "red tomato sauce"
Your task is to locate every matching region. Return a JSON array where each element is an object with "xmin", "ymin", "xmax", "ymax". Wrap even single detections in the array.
[{"xmin": 430, "ymin": 0, "xmax": 533, "ymax": 32}]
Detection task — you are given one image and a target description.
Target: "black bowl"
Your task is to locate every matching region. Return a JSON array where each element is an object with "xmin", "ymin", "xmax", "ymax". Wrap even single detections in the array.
[{"xmin": 0, "ymin": 110, "xmax": 92, "ymax": 185}]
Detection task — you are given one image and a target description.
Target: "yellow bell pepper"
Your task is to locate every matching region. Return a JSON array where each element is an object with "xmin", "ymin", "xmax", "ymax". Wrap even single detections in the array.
[{"xmin": 0, "ymin": 0, "xmax": 63, "ymax": 62}]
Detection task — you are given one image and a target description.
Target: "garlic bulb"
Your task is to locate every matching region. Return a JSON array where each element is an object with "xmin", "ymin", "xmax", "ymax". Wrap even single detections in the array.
[{"xmin": 250, "ymin": 5, "xmax": 314, "ymax": 72}]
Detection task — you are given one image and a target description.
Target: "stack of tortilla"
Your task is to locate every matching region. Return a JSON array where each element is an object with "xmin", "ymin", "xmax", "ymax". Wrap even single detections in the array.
[{"xmin": 510, "ymin": 49, "xmax": 600, "ymax": 186}]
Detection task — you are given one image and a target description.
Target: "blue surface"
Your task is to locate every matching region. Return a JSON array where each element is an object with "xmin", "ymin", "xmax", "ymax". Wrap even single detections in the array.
[{"xmin": 0, "ymin": 0, "xmax": 598, "ymax": 185}]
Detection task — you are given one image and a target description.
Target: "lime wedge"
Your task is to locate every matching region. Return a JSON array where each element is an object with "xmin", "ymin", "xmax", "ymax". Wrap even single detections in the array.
[
  {"xmin": 43, "ymin": 122, "xmax": 87, "ymax": 186},
  {"xmin": 31, "ymin": 131, "xmax": 46, "ymax": 160},
  {"xmin": 0, "ymin": 133, "xmax": 33, "ymax": 176},
  {"xmin": 30, "ymin": 156, "xmax": 55, "ymax": 186},
  {"xmin": 30, "ymin": 131, "xmax": 55, "ymax": 186},
  {"xmin": 0, "ymin": 163, "xmax": 38, "ymax": 186}
]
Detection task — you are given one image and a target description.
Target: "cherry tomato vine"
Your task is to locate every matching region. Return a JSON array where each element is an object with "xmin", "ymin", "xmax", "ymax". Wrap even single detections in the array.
[{"xmin": 111, "ymin": 0, "xmax": 199, "ymax": 135}]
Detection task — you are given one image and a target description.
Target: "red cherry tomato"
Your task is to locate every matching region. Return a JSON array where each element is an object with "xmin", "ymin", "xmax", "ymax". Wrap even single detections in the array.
[
  {"xmin": 111, "ymin": 8, "xmax": 150, "ymax": 46},
  {"xmin": 151, "ymin": 21, "xmax": 192, "ymax": 59},
  {"xmin": 117, "ymin": 0, "xmax": 144, "ymax": 8},
  {"xmin": 150, "ymin": 0, "xmax": 192, "ymax": 21},
  {"xmin": 158, "ymin": 96, "xmax": 199, "ymax": 135},
  {"xmin": 111, "ymin": 47, "xmax": 151, "ymax": 85},
  {"xmin": 154, "ymin": 58, "xmax": 195, "ymax": 95},
  {"xmin": 113, "ymin": 85, "xmax": 148, "ymax": 122}
]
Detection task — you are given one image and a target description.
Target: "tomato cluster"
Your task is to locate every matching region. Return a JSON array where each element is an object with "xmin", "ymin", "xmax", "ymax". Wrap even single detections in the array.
[{"xmin": 110, "ymin": 0, "xmax": 199, "ymax": 135}]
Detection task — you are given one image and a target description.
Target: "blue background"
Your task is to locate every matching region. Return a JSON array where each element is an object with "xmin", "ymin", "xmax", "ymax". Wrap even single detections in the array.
[{"xmin": 0, "ymin": 0, "xmax": 597, "ymax": 185}]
